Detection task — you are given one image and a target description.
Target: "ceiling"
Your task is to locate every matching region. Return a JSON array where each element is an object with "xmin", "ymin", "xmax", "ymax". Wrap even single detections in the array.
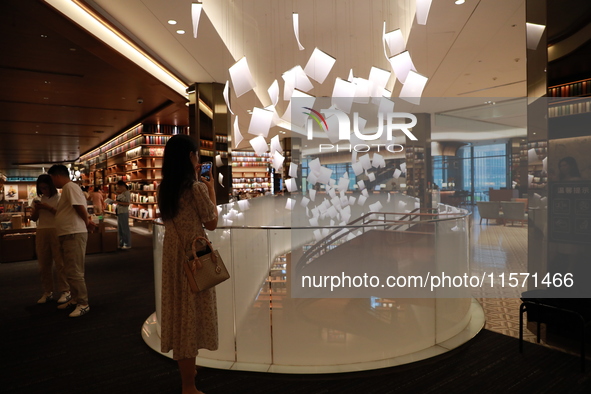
[
  {"xmin": 0, "ymin": 0, "xmax": 188, "ymax": 177},
  {"xmin": 1, "ymin": 0, "xmax": 529, "ymax": 178}
]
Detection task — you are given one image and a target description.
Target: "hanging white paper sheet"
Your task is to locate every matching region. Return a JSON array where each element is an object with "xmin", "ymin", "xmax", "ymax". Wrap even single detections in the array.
[
  {"xmin": 223, "ymin": 80, "xmax": 234, "ymax": 115},
  {"xmin": 289, "ymin": 162, "xmax": 298, "ymax": 178},
  {"xmin": 285, "ymin": 198, "xmax": 295, "ymax": 210},
  {"xmin": 229, "ymin": 57, "xmax": 256, "ymax": 97},
  {"xmin": 249, "ymin": 135, "xmax": 268, "ymax": 156},
  {"xmin": 286, "ymin": 178, "xmax": 298, "ymax": 192}
]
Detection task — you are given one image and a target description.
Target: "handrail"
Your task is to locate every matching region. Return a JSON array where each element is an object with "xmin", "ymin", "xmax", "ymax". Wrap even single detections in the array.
[
  {"xmin": 296, "ymin": 208, "xmax": 456, "ymax": 273},
  {"xmin": 152, "ymin": 210, "xmax": 468, "ymax": 230}
]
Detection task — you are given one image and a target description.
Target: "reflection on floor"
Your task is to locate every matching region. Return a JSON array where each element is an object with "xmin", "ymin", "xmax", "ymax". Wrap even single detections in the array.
[{"xmin": 469, "ymin": 205, "xmax": 537, "ymax": 343}]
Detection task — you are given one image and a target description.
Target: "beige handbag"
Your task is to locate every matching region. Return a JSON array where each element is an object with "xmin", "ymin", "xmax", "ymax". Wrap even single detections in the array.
[{"xmin": 183, "ymin": 236, "xmax": 230, "ymax": 293}]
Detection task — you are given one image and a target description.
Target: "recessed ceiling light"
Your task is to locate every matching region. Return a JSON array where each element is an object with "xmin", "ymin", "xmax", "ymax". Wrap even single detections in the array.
[
  {"xmin": 176, "ymin": 29, "xmax": 186, "ymax": 34},
  {"xmin": 168, "ymin": 20, "xmax": 177, "ymax": 25},
  {"xmin": 43, "ymin": 97, "xmax": 49, "ymax": 100},
  {"xmin": 40, "ymin": 34, "xmax": 48, "ymax": 38},
  {"xmin": 455, "ymin": 0, "xmax": 465, "ymax": 4}
]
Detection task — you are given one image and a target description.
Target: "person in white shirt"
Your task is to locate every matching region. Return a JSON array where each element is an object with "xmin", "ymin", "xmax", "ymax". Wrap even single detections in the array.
[
  {"xmin": 48, "ymin": 165, "xmax": 96, "ymax": 318},
  {"xmin": 30, "ymin": 174, "xmax": 69, "ymax": 304}
]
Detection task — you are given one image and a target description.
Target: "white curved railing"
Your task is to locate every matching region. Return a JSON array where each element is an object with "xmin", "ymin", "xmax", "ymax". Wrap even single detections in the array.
[{"xmin": 142, "ymin": 194, "xmax": 483, "ymax": 373}]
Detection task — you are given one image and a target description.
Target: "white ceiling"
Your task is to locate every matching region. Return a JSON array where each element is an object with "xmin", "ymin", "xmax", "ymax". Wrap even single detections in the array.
[{"xmin": 84, "ymin": 0, "xmax": 528, "ymax": 146}]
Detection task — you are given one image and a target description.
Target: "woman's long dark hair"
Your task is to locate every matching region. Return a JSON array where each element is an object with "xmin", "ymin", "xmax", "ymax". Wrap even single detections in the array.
[
  {"xmin": 158, "ymin": 134, "xmax": 199, "ymax": 220},
  {"xmin": 559, "ymin": 156, "xmax": 581, "ymax": 180},
  {"xmin": 36, "ymin": 174, "xmax": 57, "ymax": 197}
]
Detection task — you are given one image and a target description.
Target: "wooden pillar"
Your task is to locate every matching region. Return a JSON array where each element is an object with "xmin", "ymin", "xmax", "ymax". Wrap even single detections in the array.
[{"xmin": 187, "ymin": 83, "xmax": 232, "ymax": 204}]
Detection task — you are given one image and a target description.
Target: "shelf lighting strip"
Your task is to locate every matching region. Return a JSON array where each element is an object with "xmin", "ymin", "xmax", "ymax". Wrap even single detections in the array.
[{"xmin": 44, "ymin": 0, "xmax": 188, "ymax": 98}]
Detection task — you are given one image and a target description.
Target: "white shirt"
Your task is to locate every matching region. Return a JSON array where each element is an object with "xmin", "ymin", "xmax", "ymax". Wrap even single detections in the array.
[
  {"xmin": 55, "ymin": 182, "xmax": 88, "ymax": 236},
  {"xmin": 36, "ymin": 193, "xmax": 60, "ymax": 229}
]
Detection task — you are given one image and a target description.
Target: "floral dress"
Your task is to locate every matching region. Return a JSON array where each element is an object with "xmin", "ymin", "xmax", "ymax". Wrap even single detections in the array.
[{"xmin": 160, "ymin": 182, "xmax": 218, "ymax": 360}]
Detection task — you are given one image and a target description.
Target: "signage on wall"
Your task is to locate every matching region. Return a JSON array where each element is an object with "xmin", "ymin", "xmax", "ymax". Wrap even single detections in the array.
[{"xmin": 550, "ymin": 182, "xmax": 591, "ymax": 244}]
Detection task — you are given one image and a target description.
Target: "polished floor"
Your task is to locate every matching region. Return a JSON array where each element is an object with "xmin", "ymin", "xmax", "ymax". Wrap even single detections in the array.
[{"xmin": 468, "ymin": 206, "xmax": 537, "ymax": 343}]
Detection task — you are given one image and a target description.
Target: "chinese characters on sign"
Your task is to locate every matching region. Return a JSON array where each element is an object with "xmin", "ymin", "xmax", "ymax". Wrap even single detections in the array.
[{"xmin": 551, "ymin": 182, "xmax": 591, "ymax": 244}]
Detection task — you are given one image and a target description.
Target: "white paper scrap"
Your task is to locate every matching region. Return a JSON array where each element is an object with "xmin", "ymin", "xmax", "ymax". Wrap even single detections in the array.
[
  {"xmin": 313, "ymin": 229, "xmax": 322, "ymax": 241},
  {"xmin": 218, "ymin": 173, "xmax": 224, "ymax": 186},
  {"xmin": 340, "ymin": 196, "xmax": 349, "ymax": 207},
  {"xmin": 368, "ymin": 172, "xmax": 376, "ymax": 182},
  {"xmin": 393, "ymin": 169, "xmax": 402, "ymax": 179},
  {"xmin": 304, "ymin": 47, "xmax": 336, "ymax": 84},
  {"xmin": 357, "ymin": 180, "xmax": 366, "ymax": 190},
  {"xmin": 292, "ymin": 13, "xmax": 305, "ymax": 50},
  {"xmin": 285, "ymin": 198, "xmax": 295, "ymax": 210},
  {"xmin": 310, "ymin": 189, "xmax": 317, "ymax": 201},
  {"xmin": 289, "ymin": 162, "xmax": 298, "ymax": 178},
  {"xmin": 249, "ymin": 135, "xmax": 269, "ymax": 156},
  {"xmin": 359, "ymin": 154, "xmax": 372, "ymax": 170},
  {"xmin": 352, "ymin": 162, "xmax": 364, "ymax": 176},
  {"xmin": 358, "ymin": 195, "xmax": 367, "ymax": 206},
  {"xmin": 268, "ymin": 79, "xmax": 279, "ymax": 107},
  {"xmin": 272, "ymin": 151, "xmax": 285, "ymax": 171},
  {"xmin": 301, "ymin": 197, "xmax": 310, "ymax": 207},
  {"xmin": 307, "ymin": 171, "xmax": 319, "ymax": 185},
  {"xmin": 229, "ymin": 57, "xmax": 256, "ymax": 97},
  {"xmin": 369, "ymin": 201, "xmax": 383, "ymax": 212},
  {"xmin": 248, "ymin": 107, "xmax": 274, "ymax": 138},
  {"xmin": 372, "ymin": 153, "xmax": 384, "ymax": 168},
  {"xmin": 318, "ymin": 167, "xmax": 333, "ymax": 184},
  {"xmin": 327, "ymin": 206, "xmax": 338, "ymax": 218},
  {"xmin": 215, "ymin": 155, "xmax": 223, "ymax": 167},
  {"xmin": 270, "ymin": 135, "xmax": 282, "ymax": 156},
  {"xmin": 286, "ymin": 178, "xmax": 298, "ymax": 192},
  {"xmin": 309, "ymin": 158, "xmax": 321, "ymax": 172},
  {"xmin": 362, "ymin": 189, "xmax": 369, "ymax": 197},
  {"xmin": 223, "ymin": 80, "xmax": 234, "ymax": 115},
  {"xmin": 233, "ymin": 116, "xmax": 243, "ymax": 148}
]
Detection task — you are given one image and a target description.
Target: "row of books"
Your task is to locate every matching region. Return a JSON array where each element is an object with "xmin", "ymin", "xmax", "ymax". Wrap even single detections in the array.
[
  {"xmin": 233, "ymin": 151, "xmax": 271, "ymax": 157},
  {"xmin": 129, "ymin": 207, "xmax": 157, "ymax": 219},
  {"xmin": 233, "ymin": 177, "xmax": 270, "ymax": 183},
  {"xmin": 129, "ymin": 182, "xmax": 158, "ymax": 191},
  {"xmin": 233, "ymin": 157, "xmax": 272, "ymax": 162},
  {"xmin": 231, "ymin": 162, "xmax": 271, "ymax": 167},
  {"xmin": 548, "ymin": 80, "xmax": 591, "ymax": 97},
  {"xmin": 548, "ymin": 101, "xmax": 591, "ymax": 118},
  {"xmin": 232, "ymin": 183, "xmax": 272, "ymax": 188},
  {"xmin": 198, "ymin": 149, "xmax": 230, "ymax": 158},
  {"xmin": 130, "ymin": 193, "xmax": 156, "ymax": 203}
]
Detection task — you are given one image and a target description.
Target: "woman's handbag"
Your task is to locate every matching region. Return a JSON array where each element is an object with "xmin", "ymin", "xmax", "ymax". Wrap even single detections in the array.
[{"xmin": 183, "ymin": 236, "xmax": 230, "ymax": 293}]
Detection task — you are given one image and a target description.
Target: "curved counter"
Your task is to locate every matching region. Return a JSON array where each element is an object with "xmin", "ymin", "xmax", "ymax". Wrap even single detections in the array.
[{"xmin": 142, "ymin": 194, "xmax": 484, "ymax": 373}]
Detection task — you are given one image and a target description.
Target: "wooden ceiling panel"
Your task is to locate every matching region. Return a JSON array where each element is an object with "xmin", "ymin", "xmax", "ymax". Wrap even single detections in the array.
[{"xmin": 0, "ymin": 0, "xmax": 188, "ymax": 177}]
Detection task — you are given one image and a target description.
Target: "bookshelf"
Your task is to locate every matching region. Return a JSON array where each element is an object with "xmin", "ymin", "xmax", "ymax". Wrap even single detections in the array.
[
  {"xmin": 548, "ymin": 78, "xmax": 591, "ymax": 118},
  {"xmin": 232, "ymin": 151, "xmax": 272, "ymax": 193},
  {"xmin": 79, "ymin": 124, "xmax": 188, "ymax": 224},
  {"xmin": 404, "ymin": 145, "xmax": 425, "ymax": 197}
]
